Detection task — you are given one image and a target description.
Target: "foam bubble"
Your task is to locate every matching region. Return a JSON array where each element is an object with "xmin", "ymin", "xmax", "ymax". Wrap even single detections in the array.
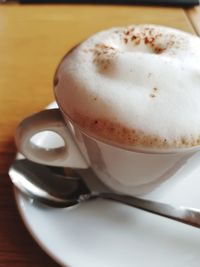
[{"xmin": 54, "ymin": 24, "xmax": 200, "ymax": 150}]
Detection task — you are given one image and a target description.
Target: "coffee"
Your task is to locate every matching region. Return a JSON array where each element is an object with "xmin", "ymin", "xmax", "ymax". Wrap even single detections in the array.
[{"xmin": 54, "ymin": 24, "xmax": 200, "ymax": 150}]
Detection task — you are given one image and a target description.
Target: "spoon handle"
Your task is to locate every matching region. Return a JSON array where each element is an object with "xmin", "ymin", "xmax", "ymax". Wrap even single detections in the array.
[{"xmin": 99, "ymin": 192, "xmax": 200, "ymax": 229}]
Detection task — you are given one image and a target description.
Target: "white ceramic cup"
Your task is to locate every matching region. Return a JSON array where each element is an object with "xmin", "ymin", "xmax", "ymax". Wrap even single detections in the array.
[{"xmin": 15, "ymin": 52, "xmax": 200, "ymax": 196}]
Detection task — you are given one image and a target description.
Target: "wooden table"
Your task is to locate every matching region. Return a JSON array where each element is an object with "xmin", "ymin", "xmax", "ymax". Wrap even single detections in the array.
[
  {"xmin": 187, "ymin": 6, "xmax": 200, "ymax": 34},
  {"xmin": 0, "ymin": 4, "xmax": 199, "ymax": 266}
]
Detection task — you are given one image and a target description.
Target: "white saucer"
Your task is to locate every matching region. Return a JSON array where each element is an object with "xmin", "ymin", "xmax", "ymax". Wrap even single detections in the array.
[{"xmin": 14, "ymin": 103, "xmax": 200, "ymax": 267}]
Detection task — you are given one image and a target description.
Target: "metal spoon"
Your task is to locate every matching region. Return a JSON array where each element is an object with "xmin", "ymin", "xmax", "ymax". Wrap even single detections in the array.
[{"xmin": 9, "ymin": 158, "xmax": 200, "ymax": 229}]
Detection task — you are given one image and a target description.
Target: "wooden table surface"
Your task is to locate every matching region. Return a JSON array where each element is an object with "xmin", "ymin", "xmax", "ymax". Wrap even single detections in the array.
[
  {"xmin": 187, "ymin": 6, "xmax": 200, "ymax": 35},
  {"xmin": 0, "ymin": 4, "xmax": 199, "ymax": 267}
]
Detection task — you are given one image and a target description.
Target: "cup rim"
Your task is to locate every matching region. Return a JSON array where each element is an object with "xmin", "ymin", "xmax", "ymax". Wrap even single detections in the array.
[{"xmin": 54, "ymin": 99, "xmax": 200, "ymax": 155}]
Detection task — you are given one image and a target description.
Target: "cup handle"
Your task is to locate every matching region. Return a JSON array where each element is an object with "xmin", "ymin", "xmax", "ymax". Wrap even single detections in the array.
[{"xmin": 15, "ymin": 108, "xmax": 89, "ymax": 168}]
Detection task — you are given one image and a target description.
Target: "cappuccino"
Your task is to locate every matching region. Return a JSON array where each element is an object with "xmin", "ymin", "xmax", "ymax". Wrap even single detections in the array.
[{"xmin": 54, "ymin": 24, "xmax": 200, "ymax": 150}]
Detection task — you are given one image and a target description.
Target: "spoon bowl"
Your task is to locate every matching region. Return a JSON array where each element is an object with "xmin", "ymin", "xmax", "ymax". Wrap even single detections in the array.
[{"xmin": 9, "ymin": 158, "xmax": 200, "ymax": 229}]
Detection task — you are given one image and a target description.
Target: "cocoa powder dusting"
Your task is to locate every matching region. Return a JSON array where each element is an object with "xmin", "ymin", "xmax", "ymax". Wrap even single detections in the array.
[
  {"xmin": 124, "ymin": 38, "xmax": 128, "ymax": 44},
  {"xmin": 121, "ymin": 26, "xmax": 180, "ymax": 55},
  {"xmin": 92, "ymin": 43, "xmax": 117, "ymax": 71},
  {"xmin": 150, "ymin": 94, "xmax": 156, "ymax": 98},
  {"xmin": 154, "ymin": 47, "xmax": 165, "ymax": 54},
  {"xmin": 144, "ymin": 37, "xmax": 149, "ymax": 44},
  {"xmin": 150, "ymin": 87, "xmax": 158, "ymax": 98},
  {"xmin": 70, "ymin": 110, "xmax": 200, "ymax": 149},
  {"xmin": 71, "ymin": 111, "xmax": 175, "ymax": 149},
  {"xmin": 131, "ymin": 35, "xmax": 137, "ymax": 41}
]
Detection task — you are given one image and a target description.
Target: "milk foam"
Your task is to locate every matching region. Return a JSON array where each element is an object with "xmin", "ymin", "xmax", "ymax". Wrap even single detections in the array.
[{"xmin": 54, "ymin": 24, "xmax": 200, "ymax": 149}]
